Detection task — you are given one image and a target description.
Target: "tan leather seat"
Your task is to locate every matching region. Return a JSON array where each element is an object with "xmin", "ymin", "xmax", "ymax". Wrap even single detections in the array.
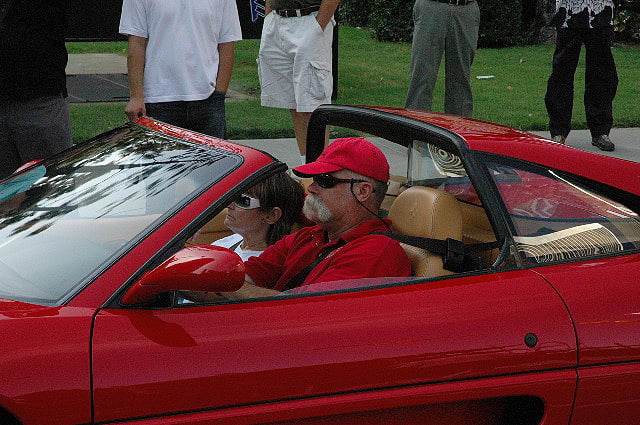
[
  {"xmin": 381, "ymin": 175, "xmax": 408, "ymax": 213},
  {"xmin": 388, "ymin": 186, "xmax": 463, "ymax": 277},
  {"xmin": 460, "ymin": 202, "xmax": 499, "ymax": 267}
]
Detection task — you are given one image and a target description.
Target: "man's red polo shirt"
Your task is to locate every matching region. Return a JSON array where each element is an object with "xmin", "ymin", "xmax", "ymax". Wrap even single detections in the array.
[{"xmin": 244, "ymin": 219, "xmax": 411, "ymax": 291}]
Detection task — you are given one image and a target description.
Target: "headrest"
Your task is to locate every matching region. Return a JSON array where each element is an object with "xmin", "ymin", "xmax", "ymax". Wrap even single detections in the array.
[{"xmin": 388, "ymin": 186, "xmax": 463, "ymax": 241}]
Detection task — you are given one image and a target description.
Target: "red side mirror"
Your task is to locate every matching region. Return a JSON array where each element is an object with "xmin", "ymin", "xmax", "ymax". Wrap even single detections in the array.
[{"xmin": 121, "ymin": 245, "xmax": 245, "ymax": 305}]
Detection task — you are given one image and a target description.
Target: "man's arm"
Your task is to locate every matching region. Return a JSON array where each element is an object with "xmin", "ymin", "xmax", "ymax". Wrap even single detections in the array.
[
  {"xmin": 221, "ymin": 274, "xmax": 281, "ymax": 300},
  {"xmin": 316, "ymin": 0, "xmax": 340, "ymax": 30},
  {"xmin": 215, "ymin": 41, "xmax": 235, "ymax": 94},
  {"xmin": 125, "ymin": 35, "xmax": 147, "ymax": 120},
  {"xmin": 181, "ymin": 275, "xmax": 281, "ymax": 303}
]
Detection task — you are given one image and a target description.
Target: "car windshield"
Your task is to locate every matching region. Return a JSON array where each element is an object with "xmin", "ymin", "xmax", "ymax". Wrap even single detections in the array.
[{"xmin": 0, "ymin": 124, "xmax": 240, "ymax": 305}]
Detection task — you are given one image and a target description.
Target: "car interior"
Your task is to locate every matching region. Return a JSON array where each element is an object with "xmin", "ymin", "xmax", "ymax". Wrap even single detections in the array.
[
  {"xmin": 183, "ymin": 106, "xmax": 640, "ymax": 301},
  {"xmin": 186, "ymin": 141, "xmax": 501, "ymax": 281}
]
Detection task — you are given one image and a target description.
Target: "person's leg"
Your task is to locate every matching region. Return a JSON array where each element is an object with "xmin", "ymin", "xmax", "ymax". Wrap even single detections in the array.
[
  {"xmin": 443, "ymin": 1, "xmax": 480, "ymax": 117},
  {"xmin": 545, "ymin": 28, "xmax": 583, "ymax": 139},
  {"xmin": 291, "ymin": 110, "xmax": 313, "ymax": 156},
  {"xmin": 4, "ymin": 95, "xmax": 72, "ymax": 178},
  {"xmin": 290, "ymin": 13, "xmax": 334, "ymax": 156},
  {"xmin": 584, "ymin": 26, "xmax": 618, "ymax": 138},
  {"xmin": 258, "ymin": 13, "xmax": 297, "ymax": 110},
  {"xmin": 187, "ymin": 91, "xmax": 227, "ymax": 139},
  {"xmin": 146, "ymin": 101, "xmax": 189, "ymax": 129},
  {"xmin": 405, "ymin": 0, "xmax": 446, "ymax": 111},
  {"xmin": 0, "ymin": 100, "xmax": 22, "ymax": 178}
]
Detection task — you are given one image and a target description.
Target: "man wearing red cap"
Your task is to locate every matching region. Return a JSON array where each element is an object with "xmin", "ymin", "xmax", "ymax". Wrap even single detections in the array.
[{"xmin": 224, "ymin": 137, "xmax": 411, "ymax": 299}]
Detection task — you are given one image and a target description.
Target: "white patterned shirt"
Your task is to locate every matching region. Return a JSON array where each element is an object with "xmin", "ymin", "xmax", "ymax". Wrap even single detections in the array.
[{"xmin": 550, "ymin": 0, "xmax": 615, "ymax": 28}]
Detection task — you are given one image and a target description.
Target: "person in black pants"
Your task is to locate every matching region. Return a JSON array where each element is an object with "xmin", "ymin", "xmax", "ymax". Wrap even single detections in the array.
[
  {"xmin": 0, "ymin": 0, "xmax": 73, "ymax": 178},
  {"xmin": 545, "ymin": 0, "xmax": 618, "ymax": 151}
]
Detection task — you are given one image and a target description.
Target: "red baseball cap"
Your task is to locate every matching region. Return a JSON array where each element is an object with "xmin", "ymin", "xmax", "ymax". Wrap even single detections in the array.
[{"xmin": 292, "ymin": 137, "xmax": 389, "ymax": 182}]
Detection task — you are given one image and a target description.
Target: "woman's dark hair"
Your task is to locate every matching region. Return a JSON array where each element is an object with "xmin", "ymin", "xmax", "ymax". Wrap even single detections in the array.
[{"xmin": 247, "ymin": 172, "xmax": 305, "ymax": 246}]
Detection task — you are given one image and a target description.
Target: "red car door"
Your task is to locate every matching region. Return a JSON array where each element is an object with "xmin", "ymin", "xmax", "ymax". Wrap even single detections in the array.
[
  {"xmin": 534, "ymin": 255, "xmax": 640, "ymax": 425},
  {"xmin": 91, "ymin": 270, "xmax": 577, "ymax": 424}
]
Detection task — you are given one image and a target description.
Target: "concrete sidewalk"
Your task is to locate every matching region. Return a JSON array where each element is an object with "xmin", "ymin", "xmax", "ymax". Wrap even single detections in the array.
[
  {"xmin": 66, "ymin": 53, "xmax": 127, "ymax": 75},
  {"xmin": 65, "ymin": 53, "xmax": 250, "ymax": 103},
  {"xmin": 66, "ymin": 54, "xmax": 639, "ymax": 165}
]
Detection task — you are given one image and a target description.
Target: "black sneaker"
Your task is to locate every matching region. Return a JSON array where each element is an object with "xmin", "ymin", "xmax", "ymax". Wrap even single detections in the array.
[{"xmin": 592, "ymin": 134, "xmax": 615, "ymax": 152}]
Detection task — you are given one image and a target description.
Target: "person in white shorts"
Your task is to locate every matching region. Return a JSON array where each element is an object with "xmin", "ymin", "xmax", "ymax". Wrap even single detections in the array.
[{"xmin": 258, "ymin": 0, "xmax": 340, "ymax": 164}]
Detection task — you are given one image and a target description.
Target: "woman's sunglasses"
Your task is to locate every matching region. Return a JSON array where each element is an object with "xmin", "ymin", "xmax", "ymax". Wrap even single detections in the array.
[
  {"xmin": 312, "ymin": 174, "xmax": 367, "ymax": 189},
  {"xmin": 233, "ymin": 194, "xmax": 261, "ymax": 209}
]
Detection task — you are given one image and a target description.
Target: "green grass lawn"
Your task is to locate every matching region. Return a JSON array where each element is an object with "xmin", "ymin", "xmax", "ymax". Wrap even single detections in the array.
[{"xmin": 68, "ymin": 27, "xmax": 640, "ymax": 142}]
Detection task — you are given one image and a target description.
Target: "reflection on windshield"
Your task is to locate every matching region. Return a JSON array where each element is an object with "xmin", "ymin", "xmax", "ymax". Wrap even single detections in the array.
[
  {"xmin": 487, "ymin": 161, "xmax": 640, "ymax": 263},
  {"xmin": 0, "ymin": 124, "xmax": 241, "ymax": 305}
]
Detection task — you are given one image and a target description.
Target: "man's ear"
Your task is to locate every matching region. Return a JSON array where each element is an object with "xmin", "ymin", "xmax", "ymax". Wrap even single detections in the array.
[
  {"xmin": 353, "ymin": 181, "xmax": 374, "ymax": 202},
  {"xmin": 264, "ymin": 207, "xmax": 283, "ymax": 225}
]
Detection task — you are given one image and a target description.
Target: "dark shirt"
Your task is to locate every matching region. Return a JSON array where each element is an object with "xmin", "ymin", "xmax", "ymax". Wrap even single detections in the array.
[{"xmin": 0, "ymin": 0, "xmax": 69, "ymax": 100}]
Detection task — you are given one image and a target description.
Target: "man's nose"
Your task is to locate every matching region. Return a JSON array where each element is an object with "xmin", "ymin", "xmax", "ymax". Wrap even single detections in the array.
[{"xmin": 307, "ymin": 180, "xmax": 319, "ymax": 194}]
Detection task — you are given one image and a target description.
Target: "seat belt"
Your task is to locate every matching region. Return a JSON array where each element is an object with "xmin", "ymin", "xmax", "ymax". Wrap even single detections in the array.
[
  {"xmin": 281, "ymin": 240, "xmax": 346, "ymax": 291},
  {"xmin": 373, "ymin": 232, "xmax": 503, "ymax": 273}
]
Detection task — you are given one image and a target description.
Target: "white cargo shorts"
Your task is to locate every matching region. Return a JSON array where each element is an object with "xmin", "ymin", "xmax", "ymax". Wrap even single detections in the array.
[{"xmin": 257, "ymin": 11, "xmax": 334, "ymax": 113}]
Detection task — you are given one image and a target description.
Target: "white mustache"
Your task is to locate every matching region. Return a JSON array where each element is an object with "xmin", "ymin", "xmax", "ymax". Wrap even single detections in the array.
[{"xmin": 303, "ymin": 194, "xmax": 333, "ymax": 223}]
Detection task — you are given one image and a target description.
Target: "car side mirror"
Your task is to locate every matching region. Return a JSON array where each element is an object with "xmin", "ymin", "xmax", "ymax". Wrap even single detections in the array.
[{"xmin": 121, "ymin": 245, "xmax": 245, "ymax": 305}]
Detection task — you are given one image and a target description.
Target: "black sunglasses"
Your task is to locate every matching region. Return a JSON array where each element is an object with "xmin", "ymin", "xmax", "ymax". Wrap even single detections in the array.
[{"xmin": 312, "ymin": 174, "xmax": 368, "ymax": 189}]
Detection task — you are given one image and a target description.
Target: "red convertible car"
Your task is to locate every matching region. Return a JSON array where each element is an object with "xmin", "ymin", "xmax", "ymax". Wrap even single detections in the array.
[{"xmin": 0, "ymin": 105, "xmax": 639, "ymax": 425}]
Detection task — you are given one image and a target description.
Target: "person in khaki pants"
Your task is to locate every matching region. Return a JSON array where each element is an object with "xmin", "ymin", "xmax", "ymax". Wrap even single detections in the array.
[{"xmin": 405, "ymin": 0, "xmax": 480, "ymax": 118}]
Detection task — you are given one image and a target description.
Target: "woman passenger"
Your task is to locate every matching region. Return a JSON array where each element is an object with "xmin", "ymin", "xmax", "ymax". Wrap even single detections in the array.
[{"xmin": 213, "ymin": 172, "xmax": 305, "ymax": 261}]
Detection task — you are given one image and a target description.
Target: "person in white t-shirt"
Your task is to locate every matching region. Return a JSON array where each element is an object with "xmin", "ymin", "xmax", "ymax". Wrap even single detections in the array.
[
  {"xmin": 119, "ymin": 0, "xmax": 242, "ymax": 138},
  {"xmin": 213, "ymin": 172, "xmax": 305, "ymax": 261}
]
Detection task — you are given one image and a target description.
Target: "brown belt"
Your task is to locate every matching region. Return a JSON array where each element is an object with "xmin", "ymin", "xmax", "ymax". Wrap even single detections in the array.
[{"xmin": 274, "ymin": 6, "xmax": 320, "ymax": 17}]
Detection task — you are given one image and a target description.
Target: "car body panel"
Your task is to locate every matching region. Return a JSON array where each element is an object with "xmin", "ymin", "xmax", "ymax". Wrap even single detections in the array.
[
  {"xmin": 571, "ymin": 363, "xmax": 640, "ymax": 425},
  {"xmin": 91, "ymin": 270, "xmax": 575, "ymax": 422},
  {"xmin": 0, "ymin": 301, "xmax": 93, "ymax": 425},
  {"xmin": 93, "ymin": 371, "xmax": 576, "ymax": 425},
  {"xmin": 532, "ymin": 254, "xmax": 640, "ymax": 367}
]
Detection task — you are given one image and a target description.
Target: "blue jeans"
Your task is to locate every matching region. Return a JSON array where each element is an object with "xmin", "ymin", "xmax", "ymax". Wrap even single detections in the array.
[{"xmin": 146, "ymin": 91, "xmax": 227, "ymax": 138}]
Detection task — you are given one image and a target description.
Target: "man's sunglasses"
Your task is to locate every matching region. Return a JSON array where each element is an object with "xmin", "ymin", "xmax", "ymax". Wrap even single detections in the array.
[
  {"xmin": 233, "ymin": 194, "xmax": 261, "ymax": 209},
  {"xmin": 312, "ymin": 174, "xmax": 368, "ymax": 189}
]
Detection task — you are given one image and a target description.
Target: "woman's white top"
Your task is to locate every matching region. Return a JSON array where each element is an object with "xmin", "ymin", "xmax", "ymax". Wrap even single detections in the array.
[{"xmin": 212, "ymin": 233, "xmax": 264, "ymax": 262}]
